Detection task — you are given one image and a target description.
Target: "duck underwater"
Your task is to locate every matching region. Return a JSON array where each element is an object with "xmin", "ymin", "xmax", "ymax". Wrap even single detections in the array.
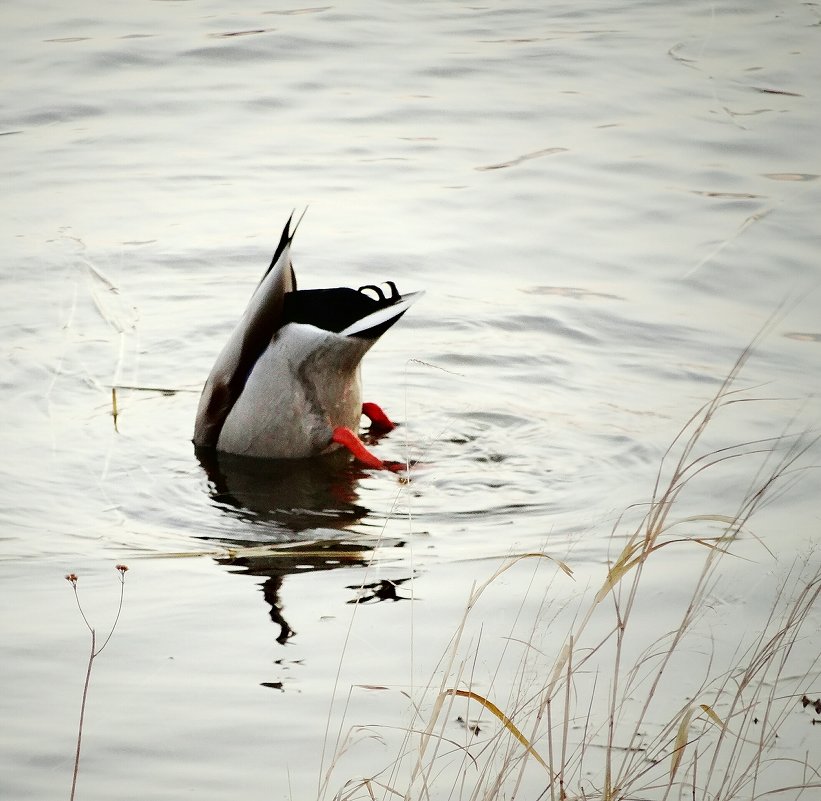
[{"xmin": 193, "ymin": 214, "xmax": 422, "ymax": 470}]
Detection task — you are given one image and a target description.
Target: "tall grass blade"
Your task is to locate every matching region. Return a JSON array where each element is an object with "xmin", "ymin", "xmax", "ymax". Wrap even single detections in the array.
[
  {"xmin": 669, "ymin": 706, "xmax": 694, "ymax": 782},
  {"xmin": 444, "ymin": 689, "xmax": 552, "ymax": 775}
]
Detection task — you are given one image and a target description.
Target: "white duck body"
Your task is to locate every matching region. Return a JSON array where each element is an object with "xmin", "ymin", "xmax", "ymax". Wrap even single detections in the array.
[
  {"xmin": 216, "ymin": 323, "xmax": 372, "ymax": 458},
  {"xmin": 193, "ymin": 215, "xmax": 420, "ymax": 460}
]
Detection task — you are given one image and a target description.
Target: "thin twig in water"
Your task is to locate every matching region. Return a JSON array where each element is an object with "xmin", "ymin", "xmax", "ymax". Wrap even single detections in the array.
[{"xmin": 66, "ymin": 564, "xmax": 128, "ymax": 801}]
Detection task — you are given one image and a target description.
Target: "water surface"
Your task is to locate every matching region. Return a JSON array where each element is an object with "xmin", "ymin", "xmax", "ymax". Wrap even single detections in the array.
[{"xmin": 2, "ymin": 2, "xmax": 820, "ymax": 799}]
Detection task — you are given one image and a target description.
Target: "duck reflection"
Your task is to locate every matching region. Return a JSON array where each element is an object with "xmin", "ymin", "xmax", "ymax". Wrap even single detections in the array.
[
  {"xmin": 345, "ymin": 576, "xmax": 414, "ymax": 604},
  {"xmin": 215, "ymin": 542, "xmax": 374, "ymax": 644},
  {"xmin": 196, "ymin": 447, "xmax": 409, "ymax": 645},
  {"xmin": 196, "ymin": 447, "xmax": 374, "ymax": 530}
]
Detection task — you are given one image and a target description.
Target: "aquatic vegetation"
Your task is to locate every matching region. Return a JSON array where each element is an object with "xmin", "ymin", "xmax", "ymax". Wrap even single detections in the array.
[
  {"xmin": 65, "ymin": 565, "xmax": 128, "ymax": 801},
  {"xmin": 323, "ymin": 345, "xmax": 821, "ymax": 801}
]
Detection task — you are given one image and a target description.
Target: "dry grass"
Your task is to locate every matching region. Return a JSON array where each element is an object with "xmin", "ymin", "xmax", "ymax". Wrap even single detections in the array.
[{"xmin": 322, "ymin": 343, "xmax": 821, "ymax": 801}]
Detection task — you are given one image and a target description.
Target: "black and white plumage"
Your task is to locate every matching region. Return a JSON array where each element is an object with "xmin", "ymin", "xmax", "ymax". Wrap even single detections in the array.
[{"xmin": 193, "ymin": 215, "xmax": 421, "ymax": 465}]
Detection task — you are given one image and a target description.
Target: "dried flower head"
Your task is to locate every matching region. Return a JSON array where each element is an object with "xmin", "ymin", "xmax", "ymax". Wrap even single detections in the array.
[
  {"xmin": 115, "ymin": 564, "xmax": 129, "ymax": 573},
  {"xmin": 65, "ymin": 573, "xmax": 78, "ymax": 585}
]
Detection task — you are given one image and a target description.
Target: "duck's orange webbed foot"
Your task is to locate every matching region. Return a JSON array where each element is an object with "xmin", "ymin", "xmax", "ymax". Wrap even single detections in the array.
[
  {"xmin": 361, "ymin": 402, "xmax": 396, "ymax": 434},
  {"xmin": 331, "ymin": 427, "xmax": 405, "ymax": 472}
]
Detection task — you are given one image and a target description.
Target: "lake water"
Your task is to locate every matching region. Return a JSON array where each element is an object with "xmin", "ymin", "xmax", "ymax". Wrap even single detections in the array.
[{"xmin": 2, "ymin": 2, "xmax": 820, "ymax": 799}]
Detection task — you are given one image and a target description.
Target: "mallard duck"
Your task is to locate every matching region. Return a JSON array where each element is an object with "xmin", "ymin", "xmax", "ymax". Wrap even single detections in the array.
[{"xmin": 193, "ymin": 215, "xmax": 421, "ymax": 469}]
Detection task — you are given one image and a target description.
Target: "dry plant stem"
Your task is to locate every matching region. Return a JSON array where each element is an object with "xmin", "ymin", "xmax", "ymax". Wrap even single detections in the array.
[
  {"xmin": 480, "ymin": 558, "xmax": 551, "ymax": 800},
  {"xmin": 70, "ymin": 628, "xmax": 95, "ymax": 801},
  {"xmin": 600, "ymin": 352, "xmax": 806, "ymax": 783},
  {"xmin": 318, "ymin": 470, "xmax": 418, "ymax": 801},
  {"xmin": 556, "ymin": 343, "xmax": 809, "ymax": 795},
  {"xmin": 620, "ymin": 469, "xmax": 807, "ymax": 789},
  {"xmin": 67, "ymin": 567, "xmax": 127, "ymax": 801},
  {"xmin": 328, "ymin": 318, "xmax": 819, "ymax": 801},
  {"xmin": 508, "ymin": 633, "xmax": 552, "ymax": 797},
  {"xmin": 705, "ymin": 569, "xmax": 821, "ymax": 799}
]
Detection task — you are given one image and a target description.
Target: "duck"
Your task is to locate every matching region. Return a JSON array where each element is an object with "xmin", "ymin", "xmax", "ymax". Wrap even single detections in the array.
[{"xmin": 193, "ymin": 214, "xmax": 421, "ymax": 469}]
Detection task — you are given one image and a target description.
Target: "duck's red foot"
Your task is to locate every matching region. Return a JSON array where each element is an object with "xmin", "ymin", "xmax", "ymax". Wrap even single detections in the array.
[
  {"xmin": 331, "ymin": 426, "xmax": 398, "ymax": 471},
  {"xmin": 361, "ymin": 402, "xmax": 396, "ymax": 433},
  {"xmin": 380, "ymin": 460, "xmax": 408, "ymax": 474}
]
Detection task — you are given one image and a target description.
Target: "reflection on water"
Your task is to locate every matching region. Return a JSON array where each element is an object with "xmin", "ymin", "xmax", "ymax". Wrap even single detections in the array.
[
  {"xmin": 196, "ymin": 447, "xmax": 372, "ymax": 532},
  {"xmin": 197, "ymin": 446, "xmax": 410, "ymax": 642},
  {"xmin": 345, "ymin": 576, "xmax": 415, "ymax": 604}
]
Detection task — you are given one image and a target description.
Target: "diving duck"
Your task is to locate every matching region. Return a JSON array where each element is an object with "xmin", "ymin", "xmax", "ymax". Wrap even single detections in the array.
[{"xmin": 193, "ymin": 214, "xmax": 421, "ymax": 469}]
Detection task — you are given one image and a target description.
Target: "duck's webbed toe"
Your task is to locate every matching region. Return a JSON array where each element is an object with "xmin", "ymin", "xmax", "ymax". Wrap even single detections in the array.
[{"xmin": 361, "ymin": 402, "xmax": 396, "ymax": 434}]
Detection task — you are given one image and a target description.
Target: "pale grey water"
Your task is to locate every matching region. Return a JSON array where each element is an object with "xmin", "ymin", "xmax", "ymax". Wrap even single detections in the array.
[{"xmin": 2, "ymin": 2, "xmax": 820, "ymax": 800}]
